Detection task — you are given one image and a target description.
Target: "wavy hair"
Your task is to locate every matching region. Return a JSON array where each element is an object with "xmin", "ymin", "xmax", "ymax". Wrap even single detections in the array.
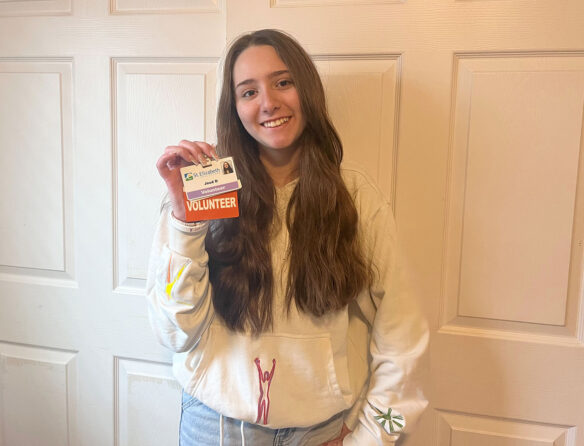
[{"xmin": 206, "ymin": 29, "xmax": 373, "ymax": 332}]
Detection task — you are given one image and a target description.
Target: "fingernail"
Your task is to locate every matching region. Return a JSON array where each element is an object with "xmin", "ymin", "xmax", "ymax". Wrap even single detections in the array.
[{"xmin": 198, "ymin": 154, "xmax": 212, "ymax": 166}]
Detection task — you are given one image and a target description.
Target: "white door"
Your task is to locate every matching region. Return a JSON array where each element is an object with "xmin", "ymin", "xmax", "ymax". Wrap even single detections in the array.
[
  {"xmin": 0, "ymin": 1, "xmax": 225, "ymax": 445},
  {"xmin": 228, "ymin": 1, "xmax": 584, "ymax": 445},
  {"xmin": 1, "ymin": 1, "xmax": 584, "ymax": 446}
]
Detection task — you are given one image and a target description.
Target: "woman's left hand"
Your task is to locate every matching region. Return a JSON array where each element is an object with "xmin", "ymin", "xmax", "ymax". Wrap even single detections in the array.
[{"xmin": 320, "ymin": 423, "xmax": 351, "ymax": 446}]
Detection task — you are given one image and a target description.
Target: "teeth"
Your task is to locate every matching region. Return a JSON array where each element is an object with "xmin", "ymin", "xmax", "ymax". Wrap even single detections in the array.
[{"xmin": 262, "ymin": 117, "xmax": 290, "ymax": 128}]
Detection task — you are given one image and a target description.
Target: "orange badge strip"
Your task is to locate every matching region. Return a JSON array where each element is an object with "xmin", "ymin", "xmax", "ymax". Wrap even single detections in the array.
[{"xmin": 183, "ymin": 190, "xmax": 239, "ymax": 222}]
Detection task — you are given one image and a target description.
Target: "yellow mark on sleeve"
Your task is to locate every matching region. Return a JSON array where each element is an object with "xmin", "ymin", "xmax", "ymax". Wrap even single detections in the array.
[{"xmin": 166, "ymin": 264, "xmax": 187, "ymax": 298}]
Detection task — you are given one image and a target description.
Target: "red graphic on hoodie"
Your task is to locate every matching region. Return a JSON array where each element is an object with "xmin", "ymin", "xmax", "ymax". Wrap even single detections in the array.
[{"xmin": 254, "ymin": 357, "xmax": 276, "ymax": 425}]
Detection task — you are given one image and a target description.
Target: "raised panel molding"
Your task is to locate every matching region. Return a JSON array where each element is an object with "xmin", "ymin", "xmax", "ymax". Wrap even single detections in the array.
[
  {"xmin": 114, "ymin": 357, "xmax": 181, "ymax": 446},
  {"xmin": 0, "ymin": 59, "xmax": 75, "ymax": 287},
  {"xmin": 440, "ymin": 52, "xmax": 584, "ymax": 344},
  {"xmin": 436, "ymin": 410, "xmax": 577, "ymax": 446},
  {"xmin": 0, "ymin": 0, "xmax": 71, "ymax": 16},
  {"xmin": 112, "ymin": 58, "xmax": 218, "ymax": 294},
  {"xmin": 0, "ymin": 342, "xmax": 78, "ymax": 445},
  {"xmin": 111, "ymin": 0, "xmax": 221, "ymax": 14},
  {"xmin": 314, "ymin": 54, "xmax": 401, "ymax": 205}
]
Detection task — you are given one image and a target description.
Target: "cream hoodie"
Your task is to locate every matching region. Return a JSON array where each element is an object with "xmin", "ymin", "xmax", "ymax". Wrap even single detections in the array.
[{"xmin": 146, "ymin": 166, "xmax": 429, "ymax": 445}]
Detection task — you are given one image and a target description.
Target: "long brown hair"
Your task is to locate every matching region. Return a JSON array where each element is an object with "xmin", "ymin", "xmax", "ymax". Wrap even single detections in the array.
[{"xmin": 207, "ymin": 29, "xmax": 373, "ymax": 332}]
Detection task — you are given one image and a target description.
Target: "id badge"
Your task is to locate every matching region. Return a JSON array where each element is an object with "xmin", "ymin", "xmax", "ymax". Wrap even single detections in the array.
[{"xmin": 180, "ymin": 157, "xmax": 241, "ymax": 221}]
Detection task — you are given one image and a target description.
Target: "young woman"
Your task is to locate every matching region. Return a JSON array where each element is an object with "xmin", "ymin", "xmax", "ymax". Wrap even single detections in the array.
[{"xmin": 147, "ymin": 29, "xmax": 428, "ymax": 446}]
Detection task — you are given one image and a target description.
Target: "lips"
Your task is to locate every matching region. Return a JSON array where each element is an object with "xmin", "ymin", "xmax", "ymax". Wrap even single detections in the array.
[{"xmin": 261, "ymin": 117, "xmax": 291, "ymax": 128}]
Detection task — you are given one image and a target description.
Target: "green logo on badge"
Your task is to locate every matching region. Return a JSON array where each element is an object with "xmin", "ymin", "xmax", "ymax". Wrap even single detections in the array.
[{"xmin": 184, "ymin": 172, "xmax": 193, "ymax": 181}]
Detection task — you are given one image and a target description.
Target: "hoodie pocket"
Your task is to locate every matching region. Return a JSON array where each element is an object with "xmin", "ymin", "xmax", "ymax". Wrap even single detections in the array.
[{"xmin": 191, "ymin": 323, "xmax": 349, "ymax": 428}]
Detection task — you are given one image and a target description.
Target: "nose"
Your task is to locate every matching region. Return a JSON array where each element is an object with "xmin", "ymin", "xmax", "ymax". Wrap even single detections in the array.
[{"xmin": 260, "ymin": 88, "xmax": 279, "ymax": 114}]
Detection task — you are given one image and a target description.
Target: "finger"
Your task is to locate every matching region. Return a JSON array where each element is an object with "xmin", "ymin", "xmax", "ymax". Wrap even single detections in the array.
[
  {"xmin": 172, "ymin": 142, "xmax": 204, "ymax": 165},
  {"xmin": 156, "ymin": 151, "xmax": 179, "ymax": 172},
  {"xmin": 166, "ymin": 157, "xmax": 190, "ymax": 171},
  {"xmin": 163, "ymin": 145, "xmax": 199, "ymax": 165},
  {"xmin": 210, "ymin": 144, "xmax": 219, "ymax": 160},
  {"xmin": 157, "ymin": 154, "xmax": 184, "ymax": 176},
  {"xmin": 198, "ymin": 152, "xmax": 213, "ymax": 166},
  {"xmin": 178, "ymin": 140, "xmax": 216, "ymax": 162},
  {"xmin": 178, "ymin": 139, "xmax": 213, "ymax": 157}
]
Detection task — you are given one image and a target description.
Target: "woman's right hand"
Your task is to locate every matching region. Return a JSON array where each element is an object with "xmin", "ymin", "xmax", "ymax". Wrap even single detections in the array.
[{"xmin": 156, "ymin": 140, "xmax": 218, "ymax": 221}]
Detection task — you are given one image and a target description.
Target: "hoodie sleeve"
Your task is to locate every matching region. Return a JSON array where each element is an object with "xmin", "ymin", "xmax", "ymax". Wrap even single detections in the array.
[
  {"xmin": 145, "ymin": 208, "xmax": 215, "ymax": 353},
  {"xmin": 343, "ymin": 202, "xmax": 429, "ymax": 446}
]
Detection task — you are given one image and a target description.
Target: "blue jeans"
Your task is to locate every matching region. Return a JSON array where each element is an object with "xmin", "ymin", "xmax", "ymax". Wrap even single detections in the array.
[{"xmin": 179, "ymin": 391, "xmax": 345, "ymax": 446}]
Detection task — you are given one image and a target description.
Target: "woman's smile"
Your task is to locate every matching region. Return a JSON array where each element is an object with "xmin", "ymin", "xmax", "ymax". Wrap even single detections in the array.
[{"xmin": 261, "ymin": 116, "xmax": 291, "ymax": 128}]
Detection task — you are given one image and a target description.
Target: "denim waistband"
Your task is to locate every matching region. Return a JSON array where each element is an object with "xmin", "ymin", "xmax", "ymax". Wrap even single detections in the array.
[{"xmin": 179, "ymin": 390, "xmax": 345, "ymax": 446}]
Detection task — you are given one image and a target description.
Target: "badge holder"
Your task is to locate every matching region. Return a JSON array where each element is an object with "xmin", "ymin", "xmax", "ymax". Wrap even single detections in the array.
[{"xmin": 180, "ymin": 157, "xmax": 241, "ymax": 221}]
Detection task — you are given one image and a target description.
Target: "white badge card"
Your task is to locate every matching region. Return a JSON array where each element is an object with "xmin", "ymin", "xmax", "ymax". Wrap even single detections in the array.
[{"xmin": 180, "ymin": 156, "xmax": 242, "ymax": 201}]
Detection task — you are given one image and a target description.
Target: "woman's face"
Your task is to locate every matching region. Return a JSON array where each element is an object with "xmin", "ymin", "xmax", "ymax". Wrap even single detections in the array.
[{"xmin": 232, "ymin": 45, "xmax": 305, "ymax": 157}]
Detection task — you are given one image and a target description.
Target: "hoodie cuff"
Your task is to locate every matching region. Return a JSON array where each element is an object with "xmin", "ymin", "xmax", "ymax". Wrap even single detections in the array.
[
  {"xmin": 169, "ymin": 212, "xmax": 208, "ymax": 233},
  {"xmin": 167, "ymin": 212, "xmax": 209, "ymax": 256}
]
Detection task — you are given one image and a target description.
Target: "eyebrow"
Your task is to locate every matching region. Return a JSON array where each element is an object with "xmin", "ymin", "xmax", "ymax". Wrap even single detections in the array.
[{"xmin": 234, "ymin": 70, "xmax": 290, "ymax": 90}]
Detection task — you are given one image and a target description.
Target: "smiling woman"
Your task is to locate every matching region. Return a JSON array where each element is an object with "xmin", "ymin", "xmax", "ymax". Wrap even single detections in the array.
[
  {"xmin": 233, "ymin": 45, "xmax": 305, "ymax": 163},
  {"xmin": 147, "ymin": 29, "xmax": 428, "ymax": 446}
]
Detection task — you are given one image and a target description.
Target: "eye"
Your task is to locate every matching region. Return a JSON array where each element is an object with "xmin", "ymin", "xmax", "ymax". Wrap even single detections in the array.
[
  {"xmin": 241, "ymin": 89, "xmax": 257, "ymax": 98},
  {"xmin": 276, "ymin": 79, "xmax": 293, "ymax": 88}
]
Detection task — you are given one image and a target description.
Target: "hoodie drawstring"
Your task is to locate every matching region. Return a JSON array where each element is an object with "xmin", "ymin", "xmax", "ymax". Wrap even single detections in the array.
[
  {"xmin": 219, "ymin": 414, "xmax": 245, "ymax": 445},
  {"xmin": 219, "ymin": 414, "xmax": 224, "ymax": 446}
]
